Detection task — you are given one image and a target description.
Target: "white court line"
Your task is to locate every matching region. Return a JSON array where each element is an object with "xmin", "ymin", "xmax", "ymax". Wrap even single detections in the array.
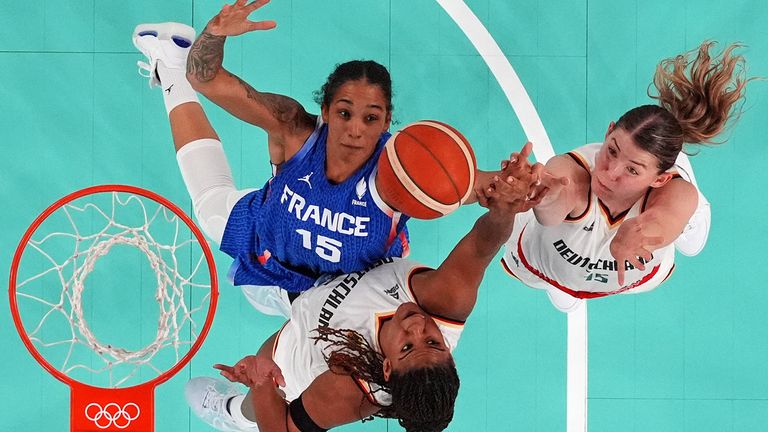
[
  {"xmin": 436, "ymin": 1, "xmax": 588, "ymax": 431},
  {"xmin": 435, "ymin": 0, "xmax": 556, "ymax": 163}
]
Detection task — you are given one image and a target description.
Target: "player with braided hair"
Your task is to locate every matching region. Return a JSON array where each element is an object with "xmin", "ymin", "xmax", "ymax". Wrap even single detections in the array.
[
  {"xmin": 184, "ymin": 144, "xmax": 544, "ymax": 431},
  {"xmin": 310, "ymin": 326, "xmax": 460, "ymax": 431},
  {"xmin": 501, "ymin": 41, "xmax": 755, "ymax": 311}
]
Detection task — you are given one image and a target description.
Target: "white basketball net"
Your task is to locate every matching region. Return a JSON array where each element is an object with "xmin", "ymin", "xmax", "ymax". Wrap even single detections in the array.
[{"xmin": 14, "ymin": 191, "xmax": 213, "ymax": 388}]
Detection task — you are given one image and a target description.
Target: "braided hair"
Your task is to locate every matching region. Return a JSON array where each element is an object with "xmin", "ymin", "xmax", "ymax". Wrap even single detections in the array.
[{"xmin": 311, "ymin": 326, "xmax": 460, "ymax": 431}]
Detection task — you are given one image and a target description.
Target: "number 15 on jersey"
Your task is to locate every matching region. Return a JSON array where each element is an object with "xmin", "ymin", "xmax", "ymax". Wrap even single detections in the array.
[{"xmin": 296, "ymin": 229, "xmax": 342, "ymax": 263}]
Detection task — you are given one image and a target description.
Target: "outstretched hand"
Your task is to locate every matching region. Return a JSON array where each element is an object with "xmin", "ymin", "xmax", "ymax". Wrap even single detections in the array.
[
  {"xmin": 214, "ymin": 355, "xmax": 286, "ymax": 389},
  {"xmin": 207, "ymin": 0, "xmax": 277, "ymax": 37},
  {"xmin": 477, "ymin": 142, "xmax": 546, "ymax": 214},
  {"xmin": 499, "ymin": 141, "xmax": 544, "ymax": 194},
  {"xmin": 499, "ymin": 142, "xmax": 573, "ymax": 205},
  {"xmin": 476, "ymin": 174, "xmax": 534, "ymax": 216},
  {"xmin": 610, "ymin": 213, "xmax": 664, "ymax": 286}
]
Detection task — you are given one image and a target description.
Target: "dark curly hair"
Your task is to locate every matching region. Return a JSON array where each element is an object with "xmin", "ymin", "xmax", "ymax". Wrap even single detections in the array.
[
  {"xmin": 311, "ymin": 326, "xmax": 460, "ymax": 431},
  {"xmin": 387, "ymin": 362, "xmax": 460, "ymax": 431},
  {"xmin": 313, "ymin": 60, "xmax": 393, "ymax": 113}
]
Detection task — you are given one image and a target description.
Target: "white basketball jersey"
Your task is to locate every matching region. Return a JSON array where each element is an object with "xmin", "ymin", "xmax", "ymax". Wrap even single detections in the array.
[
  {"xmin": 502, "ymin": 143, "xmax": 681, "ymax": 297},
  {"xmin": 272, "ymin": 257, "xmax": 464, "ymax": 405}
]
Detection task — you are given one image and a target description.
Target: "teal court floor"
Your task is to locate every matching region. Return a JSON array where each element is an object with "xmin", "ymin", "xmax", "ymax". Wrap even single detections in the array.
[{"xmin": 2, "ymin": 1, "xmax": 767, "ymax": 430}]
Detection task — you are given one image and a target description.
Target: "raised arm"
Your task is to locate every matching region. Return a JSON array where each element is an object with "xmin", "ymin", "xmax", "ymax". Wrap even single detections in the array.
[
  {"xmin": 530, "ymin": 154, "xmax": 584, "ymax": 226},
  {"xmin": 186, "ymin": 0, "xmax": 315, "ymax": 164},
  {"xmin": 411, "ymin": 158, "xmax": 539, "ymax": 322},
  {"xmin": 610, "ymin": 177, "xmax": 697, "ymax": 285},
  {"xmin": 467, "ymin": 142, "xmax": 543, "ymax": 205}
]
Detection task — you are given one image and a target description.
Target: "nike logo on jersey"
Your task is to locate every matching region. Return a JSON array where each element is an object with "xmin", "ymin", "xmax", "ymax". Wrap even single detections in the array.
[
  {"xmin": 298, "ymin": 172, "xmax": 313, "ymax": 189},
  {"xmin": 164, "ymin": 84, "xmax": 174, "ymax": 94},
  {"xmin": 281, "ymin": 185, "xmax": 370, "ymax": 236},
  {"xmin": 583, "ymin": 222, "xmax": 594, "ymax": 232},
  {"xmin": 385, "ymin": 284, "xmax": 400, "ymax": 299}
]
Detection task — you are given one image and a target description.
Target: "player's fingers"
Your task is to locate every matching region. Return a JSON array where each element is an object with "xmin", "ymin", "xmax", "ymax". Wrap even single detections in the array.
[
  {"xmin": 485, "ymin": 184, "xmax": 504, "ymax": 202},
  {"xmin": 247, "ymin": 0, "xmax": 270, "ymax": 10},
  {"xmin": 638, "ymin": 247, "xmax": 653, "ymax": 264},
  {"xmin": 643, "ymin": 235, "xmax": 664, "ymax": 247},
  {"xmin": 528, "ymin": 187, "xmax": 549, "ymax": 206},
  {"xmin": 493, "ymin": 175, "xmax": 511, "ymax": 190},
  {"xmin": 271, "ymin": 367, "xmax": 286, "ymax": 387},
  {"xmin": 617, "ymin": 265, "xmax": 625, "ymax": 286},
  {"xmin": 487, "ymin": 176, "xmax": 503, "ymax": 196},
  {"xmin": 519, "ymin": 141, "xmax": 533, "ymax": 161},
  {"xmin": 218, "ymin": 369, "xmax": 239, "ymax": 382},
  {"xmin": 629, "ymin": 255, "xmax": 645, "ymax": 271},
  {"xmin": 495, "ymin": 175, "xmax": 528, "ymax": 200},
  {"xmin": 531, "ymin": 162, "xmax": 544, "ymax": 186},
  {"xmin": 247, "ymin": 20, "xmax": 277, "ymax": 31},
  {"xmin": 213, "ymin": 363, "xmax": 234, "ymax": 373}
]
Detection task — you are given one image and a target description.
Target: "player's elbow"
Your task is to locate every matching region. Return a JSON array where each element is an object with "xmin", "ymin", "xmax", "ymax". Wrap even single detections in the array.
[{"xmin": 186, "ymin": 69, "xmax": 217, "ymax": 93}]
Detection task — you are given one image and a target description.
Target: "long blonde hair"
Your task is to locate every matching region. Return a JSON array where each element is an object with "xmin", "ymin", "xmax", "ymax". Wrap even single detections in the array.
[{"xmin": 616, "ymin": 41, "xmax": 753, "ymax": 171}]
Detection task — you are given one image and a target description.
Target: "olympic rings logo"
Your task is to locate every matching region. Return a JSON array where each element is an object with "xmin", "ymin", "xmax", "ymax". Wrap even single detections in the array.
[{"xmin": 84, "ymin": 402, "xmax": 141, "ymax": 429}]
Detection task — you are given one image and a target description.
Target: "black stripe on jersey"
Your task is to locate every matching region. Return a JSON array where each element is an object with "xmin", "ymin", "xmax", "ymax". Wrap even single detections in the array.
[
  {"xmin": 641, "ymin": 174, "xmax": 682, "ymax": 213},
  {"xmin": 500, "ymin": 257, "xmax": 522, "ymax": 281},
  {"xmin": 565, "ymin": 152, "xmax": 592, "ymax": 222},
  {"xmin": 597, "ymin": 198, "xmax": 631, "ymax": 227},
  {"xmin": 566, "ymin": 152, "xmax": 590, "ymax": 172},
  {"xmin": 406, "ymin": 267, "xmax": 466, "ymax": 325}
]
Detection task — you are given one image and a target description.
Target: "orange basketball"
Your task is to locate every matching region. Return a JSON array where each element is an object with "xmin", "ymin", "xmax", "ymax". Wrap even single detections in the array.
[{"xmin": 376, "ymin": 120, "xmax": 477, "ymax": 219}]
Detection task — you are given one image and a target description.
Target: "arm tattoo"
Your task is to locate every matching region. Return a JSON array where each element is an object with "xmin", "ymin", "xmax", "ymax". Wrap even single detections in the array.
[
  {"xmin": 187, "ymin": 30, "xmax": 226, "ymax": 83},
  {"xmin": 229, "ymin": 72, "xmax": 309, "ymax": 127}
]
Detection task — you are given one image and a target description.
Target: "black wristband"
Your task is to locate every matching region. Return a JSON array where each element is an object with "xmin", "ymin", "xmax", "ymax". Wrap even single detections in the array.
[{"xmin": 288, "ymin": 394, "xmax": 328, "ymax": 432}]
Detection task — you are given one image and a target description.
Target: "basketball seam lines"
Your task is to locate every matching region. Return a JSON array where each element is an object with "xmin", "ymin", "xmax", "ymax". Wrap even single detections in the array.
[
  {"xmin": 398, "ymin": 128, "xmax": 463, "ymax": 203},
  {"xmin": 407, "ymin": 121, "xmax": 476, "ymax": 203},
  {"xmin": 385, "ymin": 132, "xmax": 459, "ymax": 215}
]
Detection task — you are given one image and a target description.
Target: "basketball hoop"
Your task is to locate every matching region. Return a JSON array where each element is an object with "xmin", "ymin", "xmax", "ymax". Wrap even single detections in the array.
[{"xmin": 9, "ymin": 184, "xmax": 218, "ymax": 431}]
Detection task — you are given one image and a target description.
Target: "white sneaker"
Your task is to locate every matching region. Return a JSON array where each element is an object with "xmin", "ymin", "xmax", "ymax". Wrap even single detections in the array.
[
  {"xmin": 185, "ymin": 377, "xmax": 256, "ymax": 432},
  {"xmin": 545, "ymin": 287, "xmax": 584, "ymax": 313},
  {"xmin": 132, "ymin": 22, "xmax": 195, "ymax": 88},
  {"xmin": 671, "ymin": 153, "xmax": 711, "ymax": 257}
]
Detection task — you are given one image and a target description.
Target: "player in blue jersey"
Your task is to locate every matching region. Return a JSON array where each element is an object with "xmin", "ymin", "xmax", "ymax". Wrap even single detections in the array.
[
  {"xmin": 132, "ymin": 10, "xmax": 407, "ymax": 314},
  {"xmin": 131, "ymin": 1, "xmax": 522, "ymax": 317}
]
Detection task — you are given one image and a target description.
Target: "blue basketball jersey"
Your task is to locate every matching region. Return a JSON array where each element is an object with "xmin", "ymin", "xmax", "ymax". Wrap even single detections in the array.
[{"xmin": 220, "ymin": 122, "xmax": 410, "ymax": 292}]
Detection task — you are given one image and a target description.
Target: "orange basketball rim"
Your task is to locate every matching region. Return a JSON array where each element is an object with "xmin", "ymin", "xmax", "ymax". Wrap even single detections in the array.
[{"xmin": 9, "ymin": 184, "xmax": 218, "ymax": 431}]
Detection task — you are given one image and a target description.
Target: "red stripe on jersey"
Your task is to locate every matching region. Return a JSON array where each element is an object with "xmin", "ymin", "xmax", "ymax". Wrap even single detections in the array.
[{"xmin": 516, "ymin": 224, "xmax": 661, "ymax": 298}]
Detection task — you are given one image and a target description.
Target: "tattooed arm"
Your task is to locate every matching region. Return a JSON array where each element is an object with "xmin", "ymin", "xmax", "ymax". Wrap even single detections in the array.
[{"xmin": 185, "ymin": 1, "xmax": 315, "ymax": 165}]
